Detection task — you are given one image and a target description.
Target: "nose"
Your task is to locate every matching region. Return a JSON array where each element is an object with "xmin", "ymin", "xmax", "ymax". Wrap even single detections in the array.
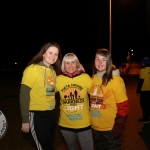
[
  {"xmin": 51, "ymin": 54, "xmax": 55, "ymax": 59},
  {"xmin": 69, "ymin": 63, "xmax": 73, "ymax": 67},
  {"xmin": 98, "ymin": 60, "xmax": 102, "ymax": 64},
  {"xmin": 69, "ymin": 62, "xmax": 74, "ymax": 66}
]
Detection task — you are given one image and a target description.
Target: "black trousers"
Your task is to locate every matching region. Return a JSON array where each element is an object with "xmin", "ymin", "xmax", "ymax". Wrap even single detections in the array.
[
  {"xmin": 30, "ymin": 110, "xmax": 56, "ymax": 150},
  {"xmin": 140, "ymin": 91, "xmax": 150, "ymax": 120}
]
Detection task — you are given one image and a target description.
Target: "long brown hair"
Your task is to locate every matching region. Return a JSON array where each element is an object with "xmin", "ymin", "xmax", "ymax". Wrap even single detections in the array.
[
  {"xmin": 93, "ymin": 48, "xmax": 113, "ymax": 85},
  {"xmin": 27, "ymin": 41, "xmax": 62, "ymax": 75}
]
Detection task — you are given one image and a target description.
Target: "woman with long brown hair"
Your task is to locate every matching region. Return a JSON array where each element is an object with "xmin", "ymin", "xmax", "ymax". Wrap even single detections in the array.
[{"xmin": 19, "ymin": 41, "xmax": 62, "ymax": 150}]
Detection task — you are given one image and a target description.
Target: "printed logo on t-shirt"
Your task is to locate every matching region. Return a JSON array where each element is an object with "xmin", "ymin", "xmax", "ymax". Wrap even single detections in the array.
[
  {"xmin": 89, "ymin": 84, "xmax": 112, "ymax": 118},
  {"xmin": 46, "ymin": 76, "xmax": 55, "ymax": 96},
  {"xmin": 90, "ymin": 110, "xmax": 101, "ymax": 118},
  {"xmin": 61, "ymin": 84, "xmax": 84, "ymax": 121},
  {"xmin": 90, "ymin": 85, "xmax": 106, "ymax": 109}
]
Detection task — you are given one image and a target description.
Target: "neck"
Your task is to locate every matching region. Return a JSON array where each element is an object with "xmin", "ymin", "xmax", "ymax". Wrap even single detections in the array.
[
  {"xmin": 97, "ymin": 70, "xmax": 106, "ymax": 74},
  {"xmin": 62, "ymin": 70, "xmax": 85, "ymax": 77},
  {"xmin": 96, "ymin": 70, "xmax": 106, "ymax": 78},
  {"xmin": 43, "ymin": 61, "xmax": 51, "ymax": 68}
]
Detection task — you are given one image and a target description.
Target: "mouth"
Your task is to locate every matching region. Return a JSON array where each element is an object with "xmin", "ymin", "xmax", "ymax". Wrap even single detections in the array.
[
  {"xmin": 68, "ymin": 68, "xmax": 75, "ymax": 72},
  {"xmin": 98, "ymin": 65, "xmax": 103, "ymax": 68},
  {"xmin": 49, "ymin": 58, "xmax": 55, "ymax": 62},
  {"xmin": 69, "ymin": 69, "xmax": 74, "ymax": 71}
]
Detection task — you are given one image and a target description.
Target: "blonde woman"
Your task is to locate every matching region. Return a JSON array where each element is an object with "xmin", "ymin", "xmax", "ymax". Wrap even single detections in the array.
[{"xmin": 56, "ymin": 53, "xmax": 94, "ymax": 150}]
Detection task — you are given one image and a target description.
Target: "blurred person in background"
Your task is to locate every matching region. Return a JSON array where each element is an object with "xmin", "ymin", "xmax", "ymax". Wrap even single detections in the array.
[
  {"xmin": 136, "ymin": 57, "xmax": 150, "ymax": 124},
  {"xmin": 119, "ymin": 63, "xmax": 127, "ymax": 85}
]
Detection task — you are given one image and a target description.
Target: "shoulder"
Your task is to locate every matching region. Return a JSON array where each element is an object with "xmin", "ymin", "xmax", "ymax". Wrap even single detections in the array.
[
  {"xmin": 140, "ymin": 67, "xmax": 150, "ymax": 74},
  {"xmin": 81, "ymin": 73, "xmax": 91, "ymax": 78},
  {"xmin": 112, "ymin": 69, "xmax": 120, "ymax": 76},
  {"xmin": 140, "ymin": 68, "xmax": 145, "ymax": 73},
  {"xmin": 24, "ymin": 64, "xmax": 46, "ymax": 75},
  {"xmin": 112, "ymin": 75, "xmax": 124, "ymax": 83},
  {"xmin": 56, "ymin": 75, "xmax": 66, "ymax": 80},
  {"xmin": 109, "ymin": 76, "xmax": 125, "ymax": 90},
  {"xmin": 80, "ymin": 73, "xmax": 92, "ymax": 83},
  {"xmin": 91, "ymin": 74, "xmax": 98, "ymax": 79},
  {"xmin": 112, "ymin": 75, "xmax": 122, "ymax": 79},
  {"xmin": 25, "ymin": 64, "xmax": 41, "ymax": 70},
  {"xmin": 23, "ymin": 64, "xmax": 35, "ymax": 73}
]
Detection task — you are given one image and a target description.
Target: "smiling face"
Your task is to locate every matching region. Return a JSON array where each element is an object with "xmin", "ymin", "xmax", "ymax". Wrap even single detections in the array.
[
  {"xmin": 95, "ymin": 53, "xmax": 107, "ymax": 73},
  {"xmin": 43, "ymin": 46, "xmax": 59, "ymax": 67},
  {"xmin": 64, "ymin": 60, "xmax": 77, "ymax": 73}
]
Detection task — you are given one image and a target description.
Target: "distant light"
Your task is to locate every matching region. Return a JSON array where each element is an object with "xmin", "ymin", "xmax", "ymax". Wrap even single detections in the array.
[
  {"xmin": 131, "ymin": 53, "xmax": 133, "ymax": 55},
  {"xmin": 15, "ymin": 62, "xmax": 17, "ymax": 65},
  {"xmin": 131, "ymin": 49, "xmax": 133, "ymax": 51}
]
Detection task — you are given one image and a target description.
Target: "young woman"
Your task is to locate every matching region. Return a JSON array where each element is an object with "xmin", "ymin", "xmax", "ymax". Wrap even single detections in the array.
[
  {"xmin": 19, "ymin": 41, "xmax": 62, "ymax": 150},
  {"xmin": 89, "ymin": 48, "xmax": 130, "ymax": 150},
  {"xmin": 56, "ymin": 53, "xmax": 94, "ymax": 150}
]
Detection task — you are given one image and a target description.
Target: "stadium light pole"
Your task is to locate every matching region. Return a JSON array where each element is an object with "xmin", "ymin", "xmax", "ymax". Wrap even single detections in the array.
[{"xmin": 109, "ymin": 0, "xmax": 112, "ymax": 54}]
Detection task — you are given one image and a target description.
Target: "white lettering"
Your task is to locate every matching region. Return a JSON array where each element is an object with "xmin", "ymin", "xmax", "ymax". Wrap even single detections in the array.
[
  {"xmin": 64, "ymin": 104, "xmax": 84, "ymax": 111},
  {"xmin": 91, "ymin": 104, "xmax": 101, "ymax": 108}
]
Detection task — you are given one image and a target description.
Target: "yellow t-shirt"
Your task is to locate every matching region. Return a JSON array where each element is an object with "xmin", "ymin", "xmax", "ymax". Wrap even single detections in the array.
[
  {"xmin": 89, "ymin": 74, "xmax": 128, "ymax": 131},
  {"xmin": 139, "ymin": 67, "xmax": 150, "ymax": 91},
  {"xmin": 21, "ymin": 64, "xmax": 56, "ymax": 110},
  {"xmin": 56, "ymin": 73, "xmax": 92, "ymax": 128}
]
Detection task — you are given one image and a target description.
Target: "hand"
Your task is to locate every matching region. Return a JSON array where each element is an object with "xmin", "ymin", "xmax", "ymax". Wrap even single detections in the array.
[{"xmin": 21, "ymin": 123, "xmax": 30, "ymax": 133}]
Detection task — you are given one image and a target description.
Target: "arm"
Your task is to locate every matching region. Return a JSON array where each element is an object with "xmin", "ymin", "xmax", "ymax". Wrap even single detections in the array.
[
  {"xmin": 112, "ymin": 100, "xmax": 130, "ymax": 139},
  {"xmin": 19, "ymin": 84, "xmax": 31, "ymax": 132}
]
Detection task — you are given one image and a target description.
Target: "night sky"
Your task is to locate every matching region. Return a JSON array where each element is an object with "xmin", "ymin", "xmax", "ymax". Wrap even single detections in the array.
[{"xmin": 1, "ymin": 0, "xmax": 150, "ymax": 67}]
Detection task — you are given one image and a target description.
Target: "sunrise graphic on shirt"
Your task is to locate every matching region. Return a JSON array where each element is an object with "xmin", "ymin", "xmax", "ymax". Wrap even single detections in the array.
[
  {"xmin": 64, "ymin": 88, "xmax": 82, "ymax": 99},
  {"xmin": 47, "ymin": 76, "xmax": 55, "ymax": 86}
]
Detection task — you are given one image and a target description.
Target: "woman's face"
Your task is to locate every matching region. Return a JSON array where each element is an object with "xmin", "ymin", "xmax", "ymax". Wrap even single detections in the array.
[
  {"xmin": 43, "ymin": 46, "xmax": 59, "ymax": 67},
  {"xmin": 95, "ymin": 53, "xmax": 107, "ymax": 73},
  {"xmin": 64, "ymin": 60, "xmax": 77, "ymax": 73}
]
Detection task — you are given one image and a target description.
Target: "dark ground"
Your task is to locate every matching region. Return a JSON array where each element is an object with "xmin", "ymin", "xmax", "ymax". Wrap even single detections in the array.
[{"xmin": 0, "ymin": 62, "xmax": 150, "ymax": 150}]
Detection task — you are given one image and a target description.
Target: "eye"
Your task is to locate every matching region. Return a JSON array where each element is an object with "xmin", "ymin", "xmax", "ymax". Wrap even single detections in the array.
[{"xmin": 65, "ymin": 62, "xmax": 70, "ymax": 64}]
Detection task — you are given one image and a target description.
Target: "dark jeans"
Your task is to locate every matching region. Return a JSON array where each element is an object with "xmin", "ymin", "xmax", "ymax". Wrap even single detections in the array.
[
  {"xmin": 92, "ymin": 129, "xmax": 122, "ymax": 150},
  {"xmin": 140, "ymin": 91, "xmax": 150, "ymax": 120}
]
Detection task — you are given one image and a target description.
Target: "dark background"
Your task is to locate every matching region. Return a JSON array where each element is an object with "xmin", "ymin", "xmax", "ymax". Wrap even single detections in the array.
[{"xmin": 1, "ymin": 0, "xmax": 150, "ymax": 68}]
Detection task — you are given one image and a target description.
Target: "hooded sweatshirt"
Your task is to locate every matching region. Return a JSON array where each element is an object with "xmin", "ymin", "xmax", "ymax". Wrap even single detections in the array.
[
  {"xmin": 89, "ymin": 69, "xmax": 129, "ymax": 138},
  {"xmin": 20, "ymin": 61, "xmax": 56, "ymax": 123}
]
